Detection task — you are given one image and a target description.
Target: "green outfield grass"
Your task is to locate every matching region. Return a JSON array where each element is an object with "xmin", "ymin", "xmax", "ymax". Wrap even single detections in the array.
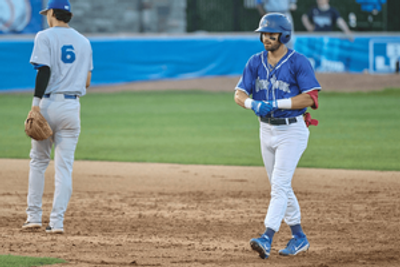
[
  {"xmin": 1, "ymin": 89, "xmax": 399, "ymax": 171},
  {"xmin": 0, "ymin": 254, "xmax": 65, "ymax": 267}
]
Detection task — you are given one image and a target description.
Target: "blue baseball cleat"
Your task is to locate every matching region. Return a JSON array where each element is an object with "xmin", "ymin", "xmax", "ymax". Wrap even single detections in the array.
[
  {"xmin": 250, "ymin": 234, "xmax": 271, "ymax": 259},
  {"xmin": 279, "ymin": 236, "xmax": 310, "ymax": 256}
]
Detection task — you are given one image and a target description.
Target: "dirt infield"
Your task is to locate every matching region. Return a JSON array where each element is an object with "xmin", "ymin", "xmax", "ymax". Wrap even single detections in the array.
[
  {"xmin": 1, "ymin": 159, "xmax": 400, "ymax": 267},
  {"xmin": 89, "ymin": 73, "xmax": 400, "ymax": 93}
]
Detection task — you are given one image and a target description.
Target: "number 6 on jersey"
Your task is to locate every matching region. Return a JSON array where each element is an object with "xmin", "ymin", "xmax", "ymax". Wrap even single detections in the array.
[{"xmin": 61, "ymin": 45, "xmax": 75, "ymax": 63}]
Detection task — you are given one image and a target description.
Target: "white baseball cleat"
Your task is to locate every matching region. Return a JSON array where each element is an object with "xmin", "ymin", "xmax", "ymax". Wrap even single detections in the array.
[
  {"xmin": 22, "ymin": 221, "xmax": 42, "ymax": 229},
  {"xmin": 46, "ymin": 225, "xmax": 64, "ymax": 234}
]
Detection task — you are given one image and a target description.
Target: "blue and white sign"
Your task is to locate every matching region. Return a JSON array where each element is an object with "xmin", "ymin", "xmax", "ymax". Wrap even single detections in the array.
[
  {"xmin": 369, "ymin": 39, "xmax": 400, "ymax": 73},
  {"xmin": 295, "ymin": 36, "xmax": 361, "ymax": 73},
  {"xmin": 0, "ymin": 0, "xmax": 42, "ymax": 34},
  {"xmin": 295, "ymin": 35, "xmax": 400, "ymax": 74},
  {"xmin": 1, "ymin": 34, "xmax": 400, "ymax": 92}
]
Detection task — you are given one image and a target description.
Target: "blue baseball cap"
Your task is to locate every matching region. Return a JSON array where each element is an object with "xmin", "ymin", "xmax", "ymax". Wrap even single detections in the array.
[{"xmin": 40, "ymin": 0, "xmax": 72, "ymax": 15}]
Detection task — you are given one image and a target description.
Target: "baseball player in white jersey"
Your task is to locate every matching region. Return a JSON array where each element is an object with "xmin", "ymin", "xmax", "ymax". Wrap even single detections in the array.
[
  {"xmin": 22, "ymin": 0, "xmax": 93, "ymax": 234},
  {"xmin": 234, "ymin": 13, "xmax": 320, "ymax": 259}
]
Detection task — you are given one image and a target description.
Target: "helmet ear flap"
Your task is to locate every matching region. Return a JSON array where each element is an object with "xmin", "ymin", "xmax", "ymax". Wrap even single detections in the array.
[{"xmin": 279, "ymin": 31, "xmax": 291, "ymax": 44}]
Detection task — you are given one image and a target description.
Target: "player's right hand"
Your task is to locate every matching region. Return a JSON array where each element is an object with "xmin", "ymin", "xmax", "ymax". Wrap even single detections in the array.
[{"xmin": 251, "ymin": 100, "xmax": 273, "ymax": 116}]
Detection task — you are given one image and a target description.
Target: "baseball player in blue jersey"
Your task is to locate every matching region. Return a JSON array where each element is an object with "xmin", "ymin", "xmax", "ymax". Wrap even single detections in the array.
[
  {"xmin": 234, "ymin": 13, "xmax": 320, "ymax": 259},
  {"xmin": 22, "ymin": 0, "xmax": 93, "ymax": 234}
]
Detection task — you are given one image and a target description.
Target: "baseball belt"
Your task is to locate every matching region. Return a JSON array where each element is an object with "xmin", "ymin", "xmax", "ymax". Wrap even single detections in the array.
[
  {"xmin": 260, "ymin": 116, "xmax": 298, "ymax": 126},
  {"xmin": 43, "ymin": 94, "xmax": 77, "ymax": 99}
]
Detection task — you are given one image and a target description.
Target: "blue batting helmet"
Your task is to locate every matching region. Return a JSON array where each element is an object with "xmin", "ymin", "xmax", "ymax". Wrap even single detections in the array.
[{"xmin": 255, "ymin": 13, "xmax": 292, "ymax": 44}]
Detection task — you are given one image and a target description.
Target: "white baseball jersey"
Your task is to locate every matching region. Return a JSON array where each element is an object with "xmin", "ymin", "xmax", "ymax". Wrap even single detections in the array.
[
  {"xmin": 26, "ymin": 25, "xmax": 92, "ymax": 231},
  {"xmin": 30, "ymin": 27, "xmax": 93, "ymax": 96}
]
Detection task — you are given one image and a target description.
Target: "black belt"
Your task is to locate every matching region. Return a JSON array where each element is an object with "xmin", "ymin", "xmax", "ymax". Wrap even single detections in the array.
[
  {"xmin": 43, "ymin": 94, "xmax": 77, "ymax": 99},
  {"xmin": 260, "ymin": 116, "xmax": 298, "ymax": 125}
]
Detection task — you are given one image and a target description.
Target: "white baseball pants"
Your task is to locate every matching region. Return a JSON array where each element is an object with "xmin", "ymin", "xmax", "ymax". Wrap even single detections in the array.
[
  {"xmin": 26, "ymin": 94, "xmax": 80, "ymax": 229},
  {"xmin": 259, "ymin": 115, "xmax": 309, "ymax": 232}
]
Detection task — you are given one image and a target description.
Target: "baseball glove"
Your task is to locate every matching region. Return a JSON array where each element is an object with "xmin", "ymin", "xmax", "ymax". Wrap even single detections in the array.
[{"xmin": 24, "ymin": 106, "xmax": 53, "ymax": 141}]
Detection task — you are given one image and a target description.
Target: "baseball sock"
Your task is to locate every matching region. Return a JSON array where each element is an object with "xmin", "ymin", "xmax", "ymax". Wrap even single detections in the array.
[
  {"xmin": 290, "ymin": 224, "xmax": 306, "ymax": 238},
  {"xmin": 263, "ymin": 227, "xmax": 275, "ymax": 242}
]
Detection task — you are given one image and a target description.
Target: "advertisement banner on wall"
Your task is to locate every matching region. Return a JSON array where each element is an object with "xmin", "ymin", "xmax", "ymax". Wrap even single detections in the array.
[
  {"xmin": 369, "ymin": 39, "xmax": 400, "ymax": 73},
  {"xmin": 295, "ymin": 36, "xmax": 362, "ymax": 73},
  {"xmin": 1, "ymin": 35, "xmax": 399, "ymax": 92},
  {"xmin": 0, "ymin": 0, "xmax": 42, "ymax": 34},
  {"xmin": 295, "ymin": 35, "xmax": 400, "ymax": 74}
]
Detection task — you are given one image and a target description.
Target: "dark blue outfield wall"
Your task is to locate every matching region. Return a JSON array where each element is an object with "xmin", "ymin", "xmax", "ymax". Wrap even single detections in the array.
[{"xmin": 1, "ymin": 34, "xmax": 399, "ymax": 92}]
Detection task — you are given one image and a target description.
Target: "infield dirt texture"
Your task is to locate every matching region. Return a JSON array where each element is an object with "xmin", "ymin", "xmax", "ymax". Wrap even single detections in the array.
[{"xmin": 1, "ymin": 73, "xmax": 400, "ymax": 267}]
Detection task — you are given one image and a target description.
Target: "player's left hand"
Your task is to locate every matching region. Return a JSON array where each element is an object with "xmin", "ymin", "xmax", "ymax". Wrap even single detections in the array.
[
  {"xmin": 24, "ymin": 106, "xmax": 53, "ymax": 141},
  {"xmin": 251, "ymin": 100, "xmax": 273, "ymax": 116}
]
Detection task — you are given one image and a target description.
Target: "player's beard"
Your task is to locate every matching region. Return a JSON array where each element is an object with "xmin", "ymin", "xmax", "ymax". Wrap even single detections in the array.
[{"xmin": 264, "ymin": 42, "xmax": 282, "ymax": 52}]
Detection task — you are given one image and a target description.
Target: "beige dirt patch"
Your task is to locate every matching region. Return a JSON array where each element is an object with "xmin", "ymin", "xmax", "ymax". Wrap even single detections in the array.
[
  {"xmin": 1, "ymin": 159, "xmax": 399, "ymax": 267},
  {"xmin": 89, "ymin": 73, "xmax": 400, "ymax": 93}
]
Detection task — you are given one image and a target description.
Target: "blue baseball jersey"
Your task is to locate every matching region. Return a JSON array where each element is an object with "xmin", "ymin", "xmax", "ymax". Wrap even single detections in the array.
[
  {"xmin": 307, "ymin": 6, "xmax": 341, "ymax": 31},
  {"xmin": 236, "ymin": 49, "xmax": 321, "ymax": 118}
]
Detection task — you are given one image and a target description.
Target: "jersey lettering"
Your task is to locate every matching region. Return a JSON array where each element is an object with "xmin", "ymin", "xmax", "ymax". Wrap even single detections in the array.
[
  {"xmin": 313, "ymin": 16, "xmax": 332, "ymax": 27},
  {"xmin": 255, "ymin": 77, "xmax": 269, "ymax": 93},
  {"xmin": 61, "ymin": 45, "xmax": 76, "ymax": 64},
  {"xmin": 270, "ymin": 75, "xmax": 290, "ymax": 93}
]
